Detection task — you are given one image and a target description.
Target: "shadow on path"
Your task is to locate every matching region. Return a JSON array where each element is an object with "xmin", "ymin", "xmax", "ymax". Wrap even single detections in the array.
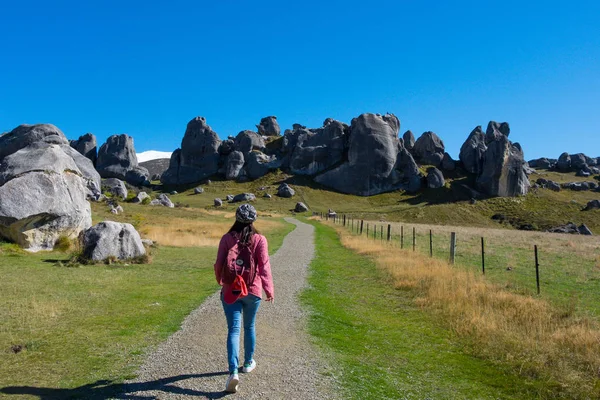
[{"xmin": 1, "ymin": 372, "xmax": 230, "ymax": 400}]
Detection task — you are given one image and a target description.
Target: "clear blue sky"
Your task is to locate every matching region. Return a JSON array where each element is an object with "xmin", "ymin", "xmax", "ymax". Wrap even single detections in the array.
[{"xmin": 1, "ymin": 0, "xmax": 599, "ymax": 159}]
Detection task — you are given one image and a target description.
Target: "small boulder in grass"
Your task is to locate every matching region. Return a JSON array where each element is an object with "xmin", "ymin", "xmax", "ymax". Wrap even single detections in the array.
[
  {"xmin": 194, "ymin": 187, "xmax": 204, "ymax": 194},
  {"xmin": 214, "ymin": 198, "xmax": 223, "ymax": 207},
  {"xmin": 226, "ymin": 194, "xmax": 234, "ymax": 201},
  {"xmin": 170, "ymin": 190, "xmax": 178, "ymax": 195},
  {"xmin": 583, "ymin": 200, "xmax": 600, "ymax": 211},
  {"xmin": 150, "ymin": 194, "xmax": 174, "ymax": 208},
  {"xmin": 81, "ymin": 221, "xmax": 146, "ymax": 262},
  {"xmin": 294, "ymin": 202, "xmax": 309, "ymax": 212},
  {"xmin": 232, "ymin": 193, "xmax": 256, "ymax": 203}
]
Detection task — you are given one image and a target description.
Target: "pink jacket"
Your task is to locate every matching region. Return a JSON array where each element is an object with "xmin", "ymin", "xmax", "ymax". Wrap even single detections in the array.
[{"xmin": 214, "ymin": 232, "xmax": 274, "ymax": 299}]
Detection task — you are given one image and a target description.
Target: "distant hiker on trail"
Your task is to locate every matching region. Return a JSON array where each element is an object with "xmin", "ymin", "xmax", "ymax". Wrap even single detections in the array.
[{"xmin": 214, "ymin": 203, "xmax": 275, "ymax": 393}]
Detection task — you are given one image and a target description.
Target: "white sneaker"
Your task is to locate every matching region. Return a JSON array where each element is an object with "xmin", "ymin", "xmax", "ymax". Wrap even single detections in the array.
[
  {"xmin": 242, "ymin": 359, "xmax": 256, "ymax": 373},
  {"xmin": 225, "ymin": 373, "xmax": 239, "ymax": 393}
]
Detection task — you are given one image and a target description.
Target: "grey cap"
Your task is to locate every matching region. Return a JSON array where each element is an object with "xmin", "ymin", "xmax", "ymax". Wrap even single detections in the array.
[{"xmin": 236, "ymin": 203, "xmax": 257, "ymax": 224}]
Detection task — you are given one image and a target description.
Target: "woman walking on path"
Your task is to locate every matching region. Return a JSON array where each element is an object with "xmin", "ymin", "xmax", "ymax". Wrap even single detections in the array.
[{"xmin": 214, "ymin": 204, "xmax": 275, "ymax": 393}]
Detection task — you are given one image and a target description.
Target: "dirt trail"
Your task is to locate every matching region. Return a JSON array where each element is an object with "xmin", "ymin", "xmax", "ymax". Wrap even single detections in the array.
[{"xmin": 120, "ymin": 218, "xmax": 339, "ymax": 399}]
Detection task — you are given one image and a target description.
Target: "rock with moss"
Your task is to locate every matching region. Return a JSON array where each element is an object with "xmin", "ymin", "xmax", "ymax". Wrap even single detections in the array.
[
  {"xmin": 81, "ymin": 221, "xmax": 146, "ymax": 261},
  {"xmin": 102, "ymin": 178, "xmax": 128, "ymax": 200},
  {"xmin": 426, "ymin": 167, "xmax": 445, "ymax": 188},
  {"xmin": 131, "ymin": 191, "xmax": 150, "ymax": 203}
]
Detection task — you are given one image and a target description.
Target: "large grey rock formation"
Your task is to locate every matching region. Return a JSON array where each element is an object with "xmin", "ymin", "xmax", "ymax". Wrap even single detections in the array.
[
  {"xmin": 234, "ymin": 130, "xmax": 265, "ymax": 155},
  {"xmin": 441, "ymin": 152, "xmax": 456, "ymax": 171},
  {"xmin": 69, "ymin": 133, "xmax": 97, "ymax": 165},
  {"xmin": 403, "ymin": 130, "xmax": 415, "ymax": 153},
  {"xmin": 257, "ymin": 116, "xmax": 281, "ymax": 136},
  {"xmin": 97, "ymin": 134, "xmax": 149, "ymax": 186},
  {"xmin": 245, "ymin": 152, "xmax": 273, "ymax": 180},
  {"xmin": 139, "ymin": 158, "xmax": 170, "ymax": 180},
  {"xmin": 0, "ymin": 123, "xmax": 68, "ymax": 159},
  {"xmin": 225, "ymin": 151, "xmax": 245, "ymax": 180},
  {"xmin": 528, "ymin": 158, "xmax": 554, "ymax": 169},
  {"xmin": 570, "ymin": 153, "xmax": 588, "ymax": 170},
  {"xmin": 81, "ymin": 221, "xmax": 145, "ymax": 261},
  {"xmin": 316, "ymin": 113, "xmax": 419, "ymax": 196},
  {"xmin": 460, "ymin": 126, "xmax": 487, "ymax": 174},
  {"xmin": 476, "ymin": 134, "xmax": 530, "ymax": 197},
  {"xmin": 557, "ymin": 152, "xmax": 571, "ymax": 171},
  {"xmin": 413, "ymin": 131, "xmax": 445, "ymax": 166},
  {"xmin": 288, "ymin": 119, "xmax": 348, "ymax": 175},
  {"xmin": 102, "ymin": 178, "xmax": 128, "ymax": 200},
  {"xmin": 426, "ymin": 167, "xmax": 445, "ymax": 188},
  {"xmin": 485, "ymin": 121, "xmax": 510, "ymax": 144},
  {"xmin": 277, "ymin": 183, "xmax": 295, "ymax": 198},
  {"xmin": 0, "ymin": 142, "xmax": 92, "ymax": 251},
  {"xmin": 161, "ymin": 117, "xmax": 221, "ymax": 185}
]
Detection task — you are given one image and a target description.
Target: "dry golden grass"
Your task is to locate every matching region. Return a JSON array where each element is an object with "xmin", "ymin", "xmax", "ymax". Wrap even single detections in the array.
[
  {"xmin": 331, "ymin": 222, "xmax": 600, "ymax": 395},
  {"xmin": 140, "ymin": 217, "xmax": 283, "ymax": 248}
]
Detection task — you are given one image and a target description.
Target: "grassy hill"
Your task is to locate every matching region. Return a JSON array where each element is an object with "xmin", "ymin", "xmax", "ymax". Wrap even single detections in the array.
[{"xmin": 153, "ymin": 168, "xmax": 600, "ymax": 233}]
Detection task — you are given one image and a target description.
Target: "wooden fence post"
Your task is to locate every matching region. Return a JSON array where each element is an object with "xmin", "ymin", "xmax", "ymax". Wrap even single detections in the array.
[
  {"xmin": 387, "ymin": 224, "xmax": 391, "ymax": 241},
  {"xmin": 401, "ymin": 226, "xmax": 404, "ymax": 249},
  {"xmin": 481, "ymin": 237, "xmax": 485, "ymax": 274},
  {"xmin": 366, "ymin": 223, "xmax": 369, "ymax": 237},
  {"xmin": 412, "ymin": 227, "xmax": 416, "ymax": 252},
  {"xmin": 343, "ymin": 215, "xmax": 346, "ymax": 226},
  {"xmin": 535, "ymin": 245, "xmax": 540, "ymax": 295},
  {"xmin": 450, "ymin": 232, "xmax": 456, "ymax": 264},
  {"xmin": 360, "ymin": 220, "xmax": 364, "ymax": 235},
  {"xmin": 380, "ymin": 225, "xmax": 383, "ymax": 241},
  {"xmin": 429, "ymin": 230, "xmax": 433, "ymax": 257}
]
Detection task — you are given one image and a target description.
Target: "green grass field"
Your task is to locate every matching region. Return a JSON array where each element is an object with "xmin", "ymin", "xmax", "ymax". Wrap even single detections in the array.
[
  {"xmin": 0, "ymin": 206, "xmax": 293, "ymax": 398},
  {"xmin": 302, "ymin": 221, "xmax": 545, "ymax": 399}
]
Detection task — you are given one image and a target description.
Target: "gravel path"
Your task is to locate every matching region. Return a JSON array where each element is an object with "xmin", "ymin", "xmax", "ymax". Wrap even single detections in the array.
[{"xmin": 119, "ymin": 218, "xmax": 339, "ymax": 399}]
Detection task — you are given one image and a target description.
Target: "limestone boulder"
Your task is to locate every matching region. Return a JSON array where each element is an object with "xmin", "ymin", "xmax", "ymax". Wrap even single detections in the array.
[
  {"xmin": 570, "ymin": 153, "xmax": 588, "ymax": 170},
  {"xmin": 288, "ymin": 119, "xmax": 348, "ymax": 175},
  {"xmin": 476, "ymin": 135, "xmax": 530, "ymax": 197},
  {"xmin": 225, "ymin": 151, "xmax": 245, "ymax": 180},
  {"xmin": 557, "ymin": 153, "xmax": 571, "ymax": 171},
  {"xmin": 161, "ymin": 117, "xmax": 221, "ymax": 185},
  {"xmin": 257, "ymin": 116, "xmax": 281, "ymax": 136},
  {"xmin": 214, "ymin": 198, "xmax": 223, "ymax": 207},
  {"xmin": 69, "ymin": 133, "xmax": 97, "ymax": 165},
  {"xmin": 150, "ymin": 194, "xmax": 174, "ymax": 208},
  {"xmin": 131, "ymin": 191, "xmax": 149, "ymax": 204},
  {"xmin": 235, "ymin": 130, "xmax": 265, "ymax": 155},
  {"xmin": 460, "ymin": 126, "xmax": 487, "ymax": 174},
  {"xmin": 403, "ymin": 130, "xmax": 415, "ymax": 153},
  {"xmin": 139, "ymin": 158, "xmax": 170, "ymax": 180},
  {"xmin": 426, "ymin": 168, "xmax": 445, "ymax": 189},
  {"xmin": 528, "ymin": 158, "xmax": 553, "ymax": 169},
  {"xmin": 245, "ymin": 152, "xmax": 282, "ymax": 180},
  {"xmin": 441, "ymin": 152, "xmax": 456, "ymax": 171},
  {"xmin": 583, "ymin": 200, "xmax": 600, "ymax": 211},
  {"xmin": 485, "ymin": 121, "xmax": 510, "ymax": 144},
  {"xmin": 315, "ymin": 113, "xmax": 406, "ymax": 196},
  {"xmin": 294, "ymin": 202, "xmax": 309, "ymax": 212},
  {"xmin": 81, "ymin": 221, "xmax": 145, "ymax": 261},
  {"xmin": 0, "ymin": 124, "xmax": 68, "ymax": 160},
  {"xmin": 413, "ymin": 131, "xmax": 445, "ymax": 166},
  {"xmin": 277, "ymin": 183, "xmax": 295, "ymax": 198},
  {"xmin": 102, "ymin": 178, "xmax": 128, "ymax": 200},
  {"xmin": 97, "ymin": 134, "xmax": 149, "ymax": 186},
  {"xmin": 231, "ymin": 193, "xmax": 256, "ymax": 203},
  {"xmin": 194, "ymin": 187, "xmax": 204, "ymax": 194},
  {"xmin": 0, "ymin": 144, "xmax": 91, "ymax": 251}
]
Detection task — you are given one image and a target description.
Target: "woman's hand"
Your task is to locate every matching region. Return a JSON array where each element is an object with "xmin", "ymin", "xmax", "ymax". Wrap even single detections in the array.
[{"xmin": 265, "ymin": 296, "xmax": 274, "ymax": 303}]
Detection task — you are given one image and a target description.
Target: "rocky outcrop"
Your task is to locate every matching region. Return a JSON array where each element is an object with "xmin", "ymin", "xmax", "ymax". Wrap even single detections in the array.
[
  {"xmin": 294, "ymin": 202, "xmax": 309, "ymax": 212},
  {"xmin": 557, "ymin": 153, "xmax": 571, "ymax": 171},
  {"xmin": 316, "ymin": 113, "xmax": 418, "ymax": 196},
  {"xmin": 548, "ymin": 223, "xmax": 593, "ymax": 235},
  {"xmin": 441, "ymin": 152, "xmax": 456, "ymax": 171},
  {"xmin": 288, "ymin": 119, "xmax": 348, "ymax": 175},
  {"xmin": 81, "ymin": 221, "xmax": 145, "ymax": 261},
  {"xmin": 0, "ymin": 142, "xmax": 92, "ymax": 251},
  {"xmin": 583, "ymin": 200, "xmax": 600, "ymax": 211},
  {"xmin": 528, "ymin": 158, "xmax": 554, "ymax": 169},
  {"xmin": 70, "ymin": 133, "xmax": 97, "ymax": 165},
  {"xmin": 161, "ymin": 117, "xmax": 221, "ymax": 185},
  {"xmin": 257, "ymin": 116, "xmax": 281, "ymax": 136},
  {"xmin": 102, "ymin": 178, "xmax": 128, "ymax": 200},
  {"xmin": 231, "ymin": 193, "xmax": 256, "ymax": 202},
  {"xmin": 460, "ymin": 126, "xmax": 487, "ymax": 174},
  {"xmin": 570, "ymin": 153, "xmax": 588, "ymax": 170},
  {"xmin": 245, "ymin": 152, "xmax": 281, "ymax": 180},
  {"xmin": 139, "ymin": 158, "xmax": 170, "ymax": 180},
  {"xmin": 97, "ymin": 134, "xmax": 149, "ymax": 186},
  {"xmin": 403, "ymin": 130, "xmax": 415, "ymax": 153},
  {"xmin": 426, "ymin": 168, "xmax": 445, "ymax": 189},
  {"xmin": 235, "ymin": 130, "xmax": 265, "ymax": 155},
  {"xmin": 485, "ymin": 121, "xmax": 510, "ymax": 144},
  {"xmin": 0, "ymin": 124, "xmax": 68, "ymax": 159},
  {"xmin": 536, "ymin": 178, "xmax": 561, "ymax": 192},
  {"xmin": 277, "ymin": 183, "xmax": 295, "ymax": 198},
  {"xmin": 225, "ymin": 151, "xmax": 245, "ymax": 180},
  {"xmin": 476, "ymin": 133, "xmax": 529, "ymax": 197},
  {"xmin": 150, "ymin": 194, "xmax": 174, "ymax": 208},
  {"xmin": 413, "ymin": 131, "xmax": 445, "ymax": 166}
]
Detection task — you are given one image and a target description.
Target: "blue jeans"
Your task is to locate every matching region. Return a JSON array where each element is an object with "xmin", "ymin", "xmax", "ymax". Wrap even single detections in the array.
[{"xmin": 221, "ymin": 293, "xmax": 261, "ymax": 374}]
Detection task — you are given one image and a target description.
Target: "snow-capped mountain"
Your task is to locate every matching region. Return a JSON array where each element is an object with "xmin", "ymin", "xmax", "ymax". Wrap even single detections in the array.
[{"xmin": 136, "ymin": 150, "xmax": 172, "ymax": 163}]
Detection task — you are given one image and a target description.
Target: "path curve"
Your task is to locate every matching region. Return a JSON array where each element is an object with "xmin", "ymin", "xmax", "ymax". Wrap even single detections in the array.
[{"xmin": 120, "ymin": 218, "xmax": 339, "ymax": 399}]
